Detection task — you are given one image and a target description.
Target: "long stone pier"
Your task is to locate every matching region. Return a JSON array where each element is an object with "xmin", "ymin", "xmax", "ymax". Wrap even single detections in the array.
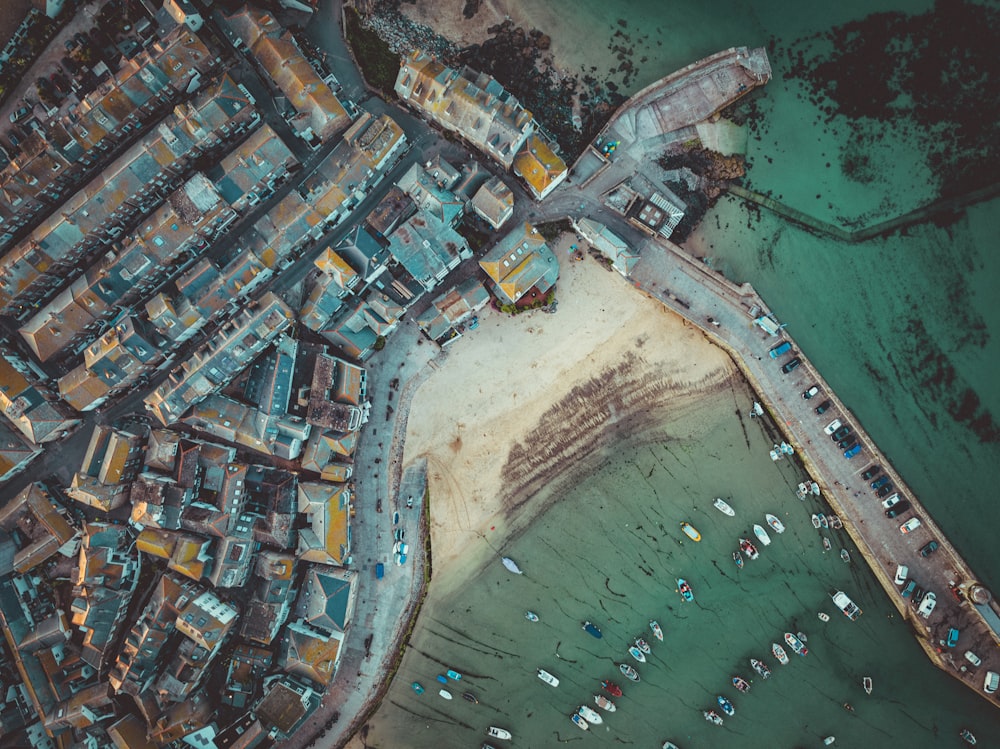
[{"xmin": 625, "ymin": 236, "xmax": 1000, "ymax": 708}]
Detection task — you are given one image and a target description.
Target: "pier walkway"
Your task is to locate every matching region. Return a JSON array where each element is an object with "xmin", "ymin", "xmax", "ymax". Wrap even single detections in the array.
[{"xmin": 625, "ymin": 236, "xmax": 1000, "ymax": 706}]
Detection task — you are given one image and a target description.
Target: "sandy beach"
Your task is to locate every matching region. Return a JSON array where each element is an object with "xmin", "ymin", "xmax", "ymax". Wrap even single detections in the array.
[{"xmin": 399, "ymin": 234, "xmax": 736, "ymax": 598}]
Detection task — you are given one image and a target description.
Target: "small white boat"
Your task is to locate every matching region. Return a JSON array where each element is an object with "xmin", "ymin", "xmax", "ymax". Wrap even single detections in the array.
[
  {"xmin": 824, "ymin": 738, "xmax": 835, "ymax": 746},
  {"xmin": 840, "ymin": 549, "xmax": 850, "ymax": 563},
  {"xmin": 487, "ymin": 727, "xmax": 512, "ymax": 740},
  {"xmin": 594, "ymin": 694, "xmax": 617, "ymax": 712},
  {"xmin": 772, "ymin": 643, "xmax": 789, "ymax": 665},
  {"xmin": 753, "ymin": 524, "xmax": 771, "ymax": 546},
  {"xmin": 769, "ymin": 448, "xmax": 782, "ymax": 461},
  {"xmin": 822, "ymin": 537, "xmax": 832, "ymax": 551},
  {"xmin": 662, "ymin": 743, "xmax": 681, "ymax": 749},
  {"xmin": 628, "ymin": 645, "xmax": 646, "ymax": 663},
  {"xmin": 650, "ymin": 620, "xmax": 664, "ymax": 641},
  {"xmin": 811, "ymin": 482, "xmax": 821, "ymax": 496},
  {"xmin": 439, "ymin": 689, "xmax": 452, "ymax": 699},
  {"xmin": 784, "ymin": 632, "xmax": 808, "ymax": 656},
  {"xmin": 537, "ymin": 669, "xmax": 559, "ymax": 687},
  {"xmin": 634, "ymin": 637, "xmax": 651, "ymax": 654},
  {"xmin": 797, "ymin": 482, "xmax": 810, "ymax": 499},
  {"xmin": 501, "ymin": 557, "xmax": 523, "ymax": 575},
  {"xmin": 577, "ymin": 705, "xmax": 603, "ymax": 725},
  {"xmin": 703, "ymin": 709, "xmax": 724, "ymax": 725},
  {"xmin": 525, "ymin": 611, "xmax": 539, "ymax": 622},
  {"xmin": 818, "ymin": 612, "xmax": 831, "ymax": 622},
  {"xmin": 680, "ymin": 522, "xmax": 702, "ymax": 541},
  {"xmin": 713, "ymin": 497, "xmax": 735, "ymax": 516},
  {"xmin": 830, "ymin": 515, "xmax": 843, "ymax": 529},
  {"xmin": 863, "ymin": 676, "xmax": 873, "ymax": 694},
  {"xmin": 765, "ymin": 513, "xmax": 785, "ymax": 533},
  {"xmin": 571, "ymin": 714, "xmax": 589, "ymax": 731},
  {"xmin": 818, "ymin": 514, "xmax": 829, "ymax": 529},
  {"xmin": 811, "ymin": 514, "xmax": 822, "ymax": 529}
]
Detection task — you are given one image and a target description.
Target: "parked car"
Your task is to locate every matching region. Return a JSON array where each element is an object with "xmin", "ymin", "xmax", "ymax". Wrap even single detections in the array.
[
  {"xmin": 946, "ymin": 628, "xmax": 960, "ymax": 648},
  {"xmin": 917, "ymin": 591, "xmax": 937, "ymax": 618},
  {"xmin": 912, "ymin": 587, "xmax": 926, "ymax": 606},
  {"xmin": 882, "ymin": 493, "xmax": 902, "ymax": 509},
  {"xmin": 844, "ymin": 443, "xmax": 862, "ymax": 459},
  {"xmin": 802, "ymin": 385, "xmax": 819, "ymax": 399},
  {"xmin": 815, "ymin": 399, "xmax": 832, "ymax": 415},
  {"xmin": 965, "ymin": 651, "xmax": 982, "ymax": 667},
  {"xmin": 876, "ymin": 484, "xmax": 893, "ymax": 498},
  {"xmin": 781, "ymin": 357, "xmax": 801, "ymax": 374},
  {"xmin": 832, "ymin": 426, "xmax": 851, "ymax": 441},
  {"xmin": 894, "ymin": 565, "xmax": 908, "ymax": 586},
  {"xmin": 823, "ymin": 418, "xmax": 842, "ymax": 435},
  {"xmin": 837, "ymin": 437, "xmax": 856, "ymax": 450},
  {"xmin": 885, "ymin": 500, "xmax": 911, "ymax": 518},
  {"xmin": 870, "ymin": 475, "xmax": 890, "ymax": 490},
  {"xmin": 900, "ymin": 517, "xmax": 922, "ymax": 534},
  {"xmin": 901, "ymin": 579, "xmax": 917, "ymax": 598},
  {"xmin": 985, "ymin": 671, "xmax": 1000, "ymax": 695},
  {"xmin": 920, "ymin": 540, "xmax": 939, "ymax": 557},
  {"xmin": 9, "ymin": 105, "xmax": 30, "ymax": 123},
  {"xmin": 769, "ymin": 341, "xmax": 792, "ymax": 358},
  {"xmin": 862, "ymin": 465, "xmax": 881, "ymax": 480}
]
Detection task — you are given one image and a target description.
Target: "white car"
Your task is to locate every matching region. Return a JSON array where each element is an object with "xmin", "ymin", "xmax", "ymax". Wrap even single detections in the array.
[
  {"xmin": 917, "ymin": 591, "xmax": 937, "ymax": 618},
  {"xmin": 882, "ymin": 494, "xmax": 902, "ymax": 509},
  {"xmin": 965, "ymin": 651, "xmax": 982, "ymax": 667},
  {"xmin": 823, "ymin": 419, "xmax": 842, "ymax": 435},
  {"xmin": 899, "ymin": 517, "xmax": 922, "ymax": 534},
  {"xmin": 893, "ymin": 565, "xmax": 908, "ymax": 586},
  {"xmin": 984, "ymin": 671, "xmax": 999, "ymax": 694}
]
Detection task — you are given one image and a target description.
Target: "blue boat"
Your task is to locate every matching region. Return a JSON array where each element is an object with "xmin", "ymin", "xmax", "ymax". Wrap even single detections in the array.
[
  {"xmin": 582, "ymin": 621, "xmax": 603, "ymax": 638},
  {"xmin": 436, "ymin": 674, "xmax": 448, "ymax": 684},
  {"xmin": 412, "ymin": 681, "xmax": 424, "ymax": 694},
  {"xmin": 717, "ymin": 695, "xmax": 735, "ymax": 716},
  {"xmin": 446, "ymin": 669, "xmax": 462, "ymax": 681},
  {"xmin": 677, "ymin": 578, "xmax": 695, "ymax": 602}
]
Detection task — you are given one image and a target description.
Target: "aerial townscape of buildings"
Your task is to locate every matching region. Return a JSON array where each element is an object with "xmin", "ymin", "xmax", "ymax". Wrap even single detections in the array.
[{"xmin": 0, "ymin": 0, "xmax": 596, "ymax": 746}]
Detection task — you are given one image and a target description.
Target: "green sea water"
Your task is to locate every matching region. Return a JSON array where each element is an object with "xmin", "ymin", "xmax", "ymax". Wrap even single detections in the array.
[
  {"xmin": 354, "ymin": 0, "xmax": 1000, "ymax": 745},
  {"xmin": 365, "ymin": 383, "xmax": 1000, "ymax": 746}
]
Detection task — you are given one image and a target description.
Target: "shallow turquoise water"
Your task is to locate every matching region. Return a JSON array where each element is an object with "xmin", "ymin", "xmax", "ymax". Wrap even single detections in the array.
[{"xmin": 372, "ymin": 387, "xmax": 1000, "ymax": 746}]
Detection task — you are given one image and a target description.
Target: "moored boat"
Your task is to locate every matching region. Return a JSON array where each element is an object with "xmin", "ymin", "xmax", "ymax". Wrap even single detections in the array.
[
  {"xmin": 822, "ymin": 537, "xmax": 832, "ymax": 551},
  {"xmin": 446, "ymin": 669, "xmax": 462, "ymax": 680},
  {"xmin": 840, "ymin": 549, "xmax": 850, "ymax": 563},
  {"xmin": 463, "ymin": 691, "xmax": 479, "ymax": 703},
  {"xmin": 832, "ymin": 590, "xmax": 863, "ymax": 620},
  {"xmin": 594, "ymin": 694, "xmax": 617, "ymax": 712},
  {"xmin": 525, "ymin": 611, "xmax": 539, "ymax": 622},
  {"xmin": 619, "ymin": 662, "xmax": 640, "ymax": 682},
  {"xmin": 862, "ymin": 676, "xmax": 873, "ymax": 694},
  {"xmin": 482, "ymin": 744, "xmax": 498, "ymax": 749},
  {"xmin": 486, "ymin": 727, "xmax": 512, "ymax": 740},
  {"xmin": 628, "ymin": 645, "xmax": 646, "ymax": 663},
  {"xmin": 733, "ymin": 550, "xmax": 744, "ymax": 569},
  {"xmin": 537, "ymin": 668, "xmax": 559, "ymax": 687},
  {"xmin": 784, "ymin": 632, "xmax": 808, "ymax": 656},
  {"xmin": 811, "ymin": 514, "xmax": 822, "ymax": 529},
  {"xmin": 501, "ymin": 557, "xmax": 522, "ymax": 575},
  {"xmin": 739, "ymin": 538, "xmax": 759, "ymax": 560},
  {"xmin": 751, "ymin": 658, "xmax": 771, "ymax": 679},
  {"xmin": 766, "ymin": 513, "xmax": 785, "ymax": 533},
  {"xmin": 818, "ymin": 513, "xmax": 829, "ymax": 529},
  {"xmin": 662, "ymin": 743, "xmax": 681, "ymax": 749},
  {"xmin": 796, "ymin": 631, "xmax": 808, "ymax": 643},
  {"xmin": 772, "ymin": 643, "xmax": 789, "ymax": 664},
  {"xmin": 680, "ymin": 522, "xmax": 702, "ymax": 542},
  {"xmin": 824, "ymin": 738, "xmax": 835, "ymax": 746},
  {"xmin": 732, "ymin": 676, "xmax": 750, "ymax": 693},
  {"xmin": 571, "ymin": 714, "xmax": 589, "ymax": 731},
  {"xmin": 818, "ymin": 612, "xmax": 831, "ymax": 622},
  {"xmin": 602, "ymin": 680, "xmax": 623, "ymax": 697},
  {"xmin": 650, "ymin": 620, "xmax": 664, "ymax": 641},
  {"xmin": 713, "ymin": 497, "xmax": 735, "ymax": 516},
  {"xmin": 717, "ymin": 695, "xmax": 735, "ymax": 716},
  {"xmin": 635, "ymin": 637, "xmax": 651, "ymax": 654},
  {"xmin": 830, "ymin": 515, "xmax": 843, "ymax": 529},
  {"xmin": 703, "ymin": 709, "xmax": 724, "ymax": 725},
  {"xmin": 411, "ymin": 682, "xmax": 424, "ymax": 694},
  {"xmin": 577, "ymin": 705, "xmax": 603, "ymax": 725},
  {"xmin": 582, "ymin": 620, "xmax": 603, "ymax": 638},
  {"xmin": 677, "ymin": 578, "xmax": 695, "ymax": 602},
  {"xmin": 960, "ymin": 728, "xmax": 977, "ymax": 745},
  {"xmin": 753, "ymin": 524, "xmax": 771, "ymax": 546},
  {"xmin": 439, "ymin": 689, "xmax": 452, "ymax": 699},
  {"xmin": 436, "ymin": 674, "xmax": 448, "ymax": 684}
]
